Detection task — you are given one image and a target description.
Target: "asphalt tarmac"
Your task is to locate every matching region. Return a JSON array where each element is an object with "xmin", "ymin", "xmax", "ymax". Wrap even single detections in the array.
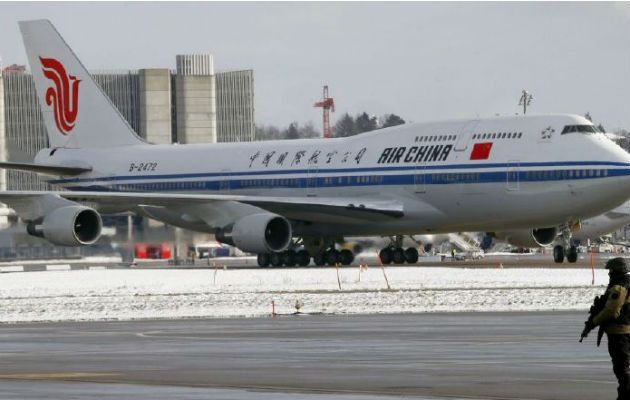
[{"xmin": 0, "ymin": 312, "xmax": 617, "ymax": 400}]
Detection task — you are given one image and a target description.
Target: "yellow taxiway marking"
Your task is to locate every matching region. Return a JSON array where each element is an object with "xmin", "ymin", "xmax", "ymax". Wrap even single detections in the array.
[{"xmin": 0, "ymin": 372, "xmax": 119, "ymax": 380}]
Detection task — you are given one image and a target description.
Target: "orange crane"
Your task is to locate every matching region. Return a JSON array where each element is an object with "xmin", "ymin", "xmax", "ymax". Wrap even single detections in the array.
[{"xmin": 314, "ymin": 85, "xmax": 335, "ymax": 138}]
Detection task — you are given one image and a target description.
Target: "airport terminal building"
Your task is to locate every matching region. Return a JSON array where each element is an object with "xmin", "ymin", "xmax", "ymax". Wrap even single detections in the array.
[{"xmin": 0, "ymin": 54, "xmax": 255, "ymax": 191}]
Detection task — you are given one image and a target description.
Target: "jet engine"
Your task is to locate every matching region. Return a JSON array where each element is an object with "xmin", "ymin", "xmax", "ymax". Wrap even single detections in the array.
[
  {"xmin": 27, "ymin": 206, "xmax": 103, "ymax": 246},
  {"xmin": 488, "ymin": 227, "xmax": 558, "ymax": 248},
  {"xmin": 216, "ymin": 213, "xmax": 292, "ymax": 253}
]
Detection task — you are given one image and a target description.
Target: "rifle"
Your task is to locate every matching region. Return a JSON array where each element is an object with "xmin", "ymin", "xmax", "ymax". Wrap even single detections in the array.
[{"xmin": 579, "ymin": 294, "xmax": 607, "ymax": 346}]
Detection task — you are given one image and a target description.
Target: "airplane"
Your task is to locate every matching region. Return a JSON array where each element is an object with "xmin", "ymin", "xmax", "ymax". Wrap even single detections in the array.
[
  {"xmin": 1, "ymin": 19, "xmax": 629, "ymax": 268},
  {"xmin": 487, "ymin": 200, "xmax": 630, "ymax": 260}
]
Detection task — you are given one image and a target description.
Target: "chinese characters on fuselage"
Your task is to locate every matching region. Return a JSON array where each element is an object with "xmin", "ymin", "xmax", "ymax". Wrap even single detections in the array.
[
  {"xmin": 247, "ymin": 144, "xmax": 451, "ymax": 169},
  {"xmin": 249, "ymin": 147, "xmax": 368, "ymax": 168}
]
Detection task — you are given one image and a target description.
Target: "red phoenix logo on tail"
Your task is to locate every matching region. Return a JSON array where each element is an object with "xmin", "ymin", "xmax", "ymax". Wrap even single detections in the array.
[{"xmin": 39, "ymin": 57, "xmax": 81, "ymax": 135}]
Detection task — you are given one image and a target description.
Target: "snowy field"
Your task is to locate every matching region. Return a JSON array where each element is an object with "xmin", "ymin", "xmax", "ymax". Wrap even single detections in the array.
[{"xmin": 0, "ymin": 266, "xmax": 606, "ymax": 323}]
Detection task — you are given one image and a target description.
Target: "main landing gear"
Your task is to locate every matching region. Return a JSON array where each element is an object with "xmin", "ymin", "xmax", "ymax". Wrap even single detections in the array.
[
  {"xmin": 553, "ymin": 224, "xmax": 578, "ymax": 264},
  {"xmin": 313, "ymin": 247, "xmax": 354, "ymax": 267},
  {"xmin": 378, "ymin": 235, "xmax": 419, "ymax": 265},
  {"xmin": 256, "ymin": 245, "xmax": 355, "ymax": 267},
  {"xmin": 257, "ymin": 249, "xmax": 311, "ymax": 267}
]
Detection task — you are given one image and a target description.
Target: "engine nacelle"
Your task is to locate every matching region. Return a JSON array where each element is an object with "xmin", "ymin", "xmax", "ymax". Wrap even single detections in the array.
[
  {"xmin": 27, "ymin": 206, "xmax": 102, "ymax": 246},
  {"xmin": 489, "ymin": 227, "xmax": 558, "ymax": 248},
  {"xmin": 216, "ymin": 213, "xmax": 292, "ymax": 254}
]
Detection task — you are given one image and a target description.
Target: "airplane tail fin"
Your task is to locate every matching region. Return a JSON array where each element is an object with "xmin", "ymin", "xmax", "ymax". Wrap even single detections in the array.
[{"xmin": 19, "ymin": 20, "xmax": 146, "ymax": 149}]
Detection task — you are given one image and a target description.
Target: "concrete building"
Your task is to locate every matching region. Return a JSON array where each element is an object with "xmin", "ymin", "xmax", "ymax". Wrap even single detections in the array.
[
  {"xmin": 0, "ymin": 54, "xmax": 255, "ymax": 191},
  {"xmin": 0, "ymin": 59, "xmax": 7, "ymax": 225},
  {"xmin": 139, "ymin": 69, "xmax": 171, "ymax": 144},
  {"xmin": 175, "ymin": 55, "xmax": 217, "ymax": 144},
  {"xmin": 2, "ymin": 65, "xmax": 50, "ymax": 191},
  {"xmin": 216, "ymin": 70, "xmax": 255, "ymax": 142},
  {"xmin": 0, "ymin": 59, "xmax": 5, "ymax": 191}
]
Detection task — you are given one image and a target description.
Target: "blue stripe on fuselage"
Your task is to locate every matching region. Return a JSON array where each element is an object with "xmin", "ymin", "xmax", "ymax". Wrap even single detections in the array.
[
  {"xmin": 52, "ymin": 160, "xmax": 630, "ymax": 185},
  {"xmin": 64, "ymin": 167, "xmax": 630, "ymax": 193}
]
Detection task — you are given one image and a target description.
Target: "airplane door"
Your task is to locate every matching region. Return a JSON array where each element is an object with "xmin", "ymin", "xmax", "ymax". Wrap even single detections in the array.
[
  {"xmin": 506, "ymin": 161, "xmax": 520, "ymax": 191},
  {"xmin": 414, "ymin": 163, "xmax": 426, "ymax": 193},
  {"xmin": 454, "ymin": 120, "xmax": 480, "ymax": 152},
  {"xmin": 306, "ymin": 166, "xmax": 318, "ymax": 196},
  {"xmin": 219, "ymin": 168, "xmax": 231, "ymax": 192}
]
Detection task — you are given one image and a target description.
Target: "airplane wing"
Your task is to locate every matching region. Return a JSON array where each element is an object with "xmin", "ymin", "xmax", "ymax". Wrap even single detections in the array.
[{"xmin": 0, "ymin": 191, "xmax": 404, "ymax": 224}]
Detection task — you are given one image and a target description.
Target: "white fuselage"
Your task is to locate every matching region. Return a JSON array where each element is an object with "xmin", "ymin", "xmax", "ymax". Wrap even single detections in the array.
[{"xmin": 38, "ymin": 114, "xmax": 630, "ymax": 237}]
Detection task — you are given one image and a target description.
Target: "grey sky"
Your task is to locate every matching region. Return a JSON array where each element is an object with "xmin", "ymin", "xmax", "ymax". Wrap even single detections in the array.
[{"xmin": 1, "ymin": 2, "xmax": 629, "ymax": 131}]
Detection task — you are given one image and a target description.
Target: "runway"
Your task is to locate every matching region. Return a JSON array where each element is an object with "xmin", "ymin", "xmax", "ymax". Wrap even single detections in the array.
[{"xmin": 0, "ymin": 311, "xmax": 617, "ymax": 399}]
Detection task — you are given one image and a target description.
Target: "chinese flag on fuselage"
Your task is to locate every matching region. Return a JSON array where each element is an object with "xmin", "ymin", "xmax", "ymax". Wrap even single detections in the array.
[{"xmin": 470, "ymin": 142, "xmax": 493, "ymax": 160}]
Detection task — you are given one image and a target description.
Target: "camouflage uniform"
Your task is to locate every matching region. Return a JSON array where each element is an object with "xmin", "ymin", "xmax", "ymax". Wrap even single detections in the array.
[{"xmin": 592, "ymin": 257, "xmax": 630, "ymax": 400}]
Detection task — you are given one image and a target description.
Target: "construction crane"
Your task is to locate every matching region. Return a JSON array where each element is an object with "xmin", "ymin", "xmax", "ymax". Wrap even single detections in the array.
[{"xmin": 314, "ymin": 85, "xmax": 335, "ymax": 138}]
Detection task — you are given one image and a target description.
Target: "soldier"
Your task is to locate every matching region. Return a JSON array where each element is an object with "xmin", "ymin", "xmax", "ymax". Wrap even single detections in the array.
[{"xmin": 587, "ymin": 257, "xmax": 630, "ymax": 400}]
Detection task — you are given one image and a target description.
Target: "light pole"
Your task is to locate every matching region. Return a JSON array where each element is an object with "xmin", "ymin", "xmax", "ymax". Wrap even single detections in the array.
[{"xmin": 518, "ymin": 90, "xmax": 534, "ymax": 115}]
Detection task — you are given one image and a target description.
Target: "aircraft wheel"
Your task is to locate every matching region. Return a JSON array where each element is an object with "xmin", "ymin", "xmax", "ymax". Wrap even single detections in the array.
[
  {"xmin": 325, "ymin": 249, "xmax": 340, "ymax": 266},
  {"xmin": 270, "ymin": 252, "xmax": 283, "ymax": 267},
  {"xmin": 339, "ymin": 249, "xmax": 354, "ymax": 265},
  {"xmin": 283, "ymin": 250, "xmax": 297, "ymax": 267},
  {"xmin": 392, "ymin": 247, "xmax": 406, "ymax": 264},
  {"xmin": 553, "ymin": 245, "xmax": 565, "ymax": 263},
  {"xmin": 296, "ymin": 250, "xmax": 311, "ymax": 266},
  {"xmin": 404, "ymin": 247, "xmax": 419, "ymax": 264},
  {"xmin": 313, "ymin": 251, "xmax": 326, "ymax": 266},
  {"xmin": 566, "ymin": 246, "xmax": 578, "ymax": 263},
  {"xmin": 257, "ymin": 253, "xmax": 270, "ymax": 267},
  {"xmin": 379, "ymin": 248, "xmax": 393, "ymax": 264}
]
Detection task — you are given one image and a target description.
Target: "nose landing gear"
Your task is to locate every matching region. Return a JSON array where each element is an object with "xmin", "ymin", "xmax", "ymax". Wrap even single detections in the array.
[
  {"xmin": 553, "ymin": 244, "xmax": 578, "ymax": 263},
  {"xmin": 553, "ymin": 224, "xmax": 579, "ymax": 263}
]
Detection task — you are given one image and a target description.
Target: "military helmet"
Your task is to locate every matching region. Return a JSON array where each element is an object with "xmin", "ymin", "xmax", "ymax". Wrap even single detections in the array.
[{"xmin": 605, "ymin": 257, "xmax": 630, "ymax": 275}]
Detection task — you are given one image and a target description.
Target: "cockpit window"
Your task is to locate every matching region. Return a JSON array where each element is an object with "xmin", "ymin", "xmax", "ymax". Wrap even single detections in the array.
[{"xmin": 561, "ymin": 125, "xmax": 597, "ymax": 135}]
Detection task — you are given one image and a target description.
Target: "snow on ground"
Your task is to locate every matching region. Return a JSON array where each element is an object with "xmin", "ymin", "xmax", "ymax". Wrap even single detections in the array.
[{"xmin": 0, "ymin": 266, "xmax": 607, "ymax": 323}]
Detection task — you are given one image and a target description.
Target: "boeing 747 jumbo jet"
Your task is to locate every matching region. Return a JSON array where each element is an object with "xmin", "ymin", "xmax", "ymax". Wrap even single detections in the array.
[{"xmin": 1, "ymin": 19, "xmax": 630, "ymax": 267}]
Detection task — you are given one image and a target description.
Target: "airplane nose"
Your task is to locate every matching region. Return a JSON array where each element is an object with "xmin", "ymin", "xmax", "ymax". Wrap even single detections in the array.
[
  {"xmin": 566, "ymin": 133, "xmax": 630, "ymax": 221},
  {"xmin": 600, "ymin": 136, "xmax": 630, "ymax": 204}
]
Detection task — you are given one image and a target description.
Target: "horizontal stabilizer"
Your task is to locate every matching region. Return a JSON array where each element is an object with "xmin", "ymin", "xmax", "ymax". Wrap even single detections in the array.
[{"xmin": 0, "ymin": 162, "xmax": 92, "ymax": 176}]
